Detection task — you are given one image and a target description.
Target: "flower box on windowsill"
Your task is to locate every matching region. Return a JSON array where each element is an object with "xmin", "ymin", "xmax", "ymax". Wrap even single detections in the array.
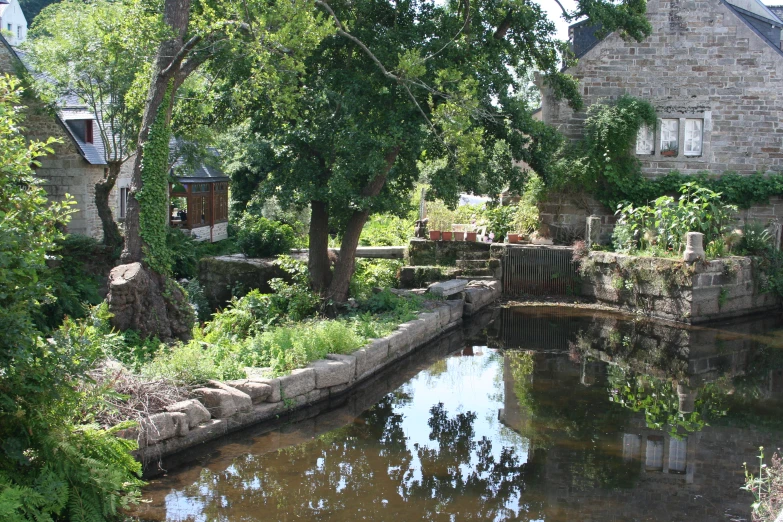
[{"xmin": 661, "ymin": 149, "xmax": 678, "ymax": 157}]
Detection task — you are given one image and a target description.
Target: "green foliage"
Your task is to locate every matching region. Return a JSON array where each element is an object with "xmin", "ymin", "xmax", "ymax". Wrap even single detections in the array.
[
  {"xmin": 34, "ymin": 235, "xmax": 105, "ymax": 333},
  {"xmin": 512, "ymin": 172, "xmax": 544, "ymax": 234},
  {"xmin": 0, "ymin": 77, "xmax": 143, "ymax": 520},
  {"xmin": 235, "ymin": 213, "xmax": 296, "ymax": 258},
  {"xmin": 738, "ymin": 222, "xmax": 772, "ymax": 256},
  {"xmin": 613, "ymin": 183, "xmax": 737, "ymax": 254},
  {"xmin": 167, "ymin": 229, "xmax": 200, "ymax": 279},
  {"xmin": 137, "ymin": 85, "xmax": 174, "ymax": 274},
  {"xmin": 350, "ymin": 259, "xmax": 402, "ymax": 300},
  {"xmin": 426, "ymin": 200, "xmax": 457, "ymax": 232},
  {"xmin": 743, "ymin": 448, "xmax": 783, "ymax": 522},
  {"xmin": 359, "ymin": 214, "xmax": 412, "ymax": 246},
  {"xmin": 186, "ymin": 279, "xmax": 211, "ymax": 323},
  {"xmin": 484, "ymin": 205, "xmax": 517, "ymax": 240}
]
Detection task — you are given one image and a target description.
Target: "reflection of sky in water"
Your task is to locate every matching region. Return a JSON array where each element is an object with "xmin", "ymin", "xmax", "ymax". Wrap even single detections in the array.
[{"xmin": 159, "ymin": 348, "xmax": 529, "ymax": 521}]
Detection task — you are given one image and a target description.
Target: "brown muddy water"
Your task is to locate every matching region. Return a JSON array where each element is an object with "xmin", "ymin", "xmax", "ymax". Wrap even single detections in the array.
[{"xmin": 132, "ymin": 306, "xmax": 783, "ymax": 522}]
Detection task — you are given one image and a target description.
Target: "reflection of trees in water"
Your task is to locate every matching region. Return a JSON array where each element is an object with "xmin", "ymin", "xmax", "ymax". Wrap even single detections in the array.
[
  {"xmin": 179, "ymin": 393, "xmax": 544, "ymax": 521},
  {"xmin": 505, "ymin": 351, "xmax": 640, "ymax": 491}
]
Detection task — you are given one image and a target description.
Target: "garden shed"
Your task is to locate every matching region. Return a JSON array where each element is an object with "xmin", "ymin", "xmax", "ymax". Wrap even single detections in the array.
[{"xmin": 169, "ymin": 165, "xmax": 229, "ymax": 243}]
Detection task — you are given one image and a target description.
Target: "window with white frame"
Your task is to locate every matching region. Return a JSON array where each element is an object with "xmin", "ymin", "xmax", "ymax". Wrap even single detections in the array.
[
  {"xmin": 623, "ymin": 434, "xmax": 642, "ymax": 462},
  {"xmin": 636, "ymin": 125, "xmax": 654, "ymax": 155},
  {"xmin": 119, "ymin": 187, "xmax": 129, "ymax": 219},
  {"xmin": 668, "ymin": 437, "xmax": 688, "ymax": 473},
  {"xmin": 684, "ymin": 119, "xmax": 703, "ymax": 156},
  {"xmin": 660, "ymin": 119, "xmax": 679, "ymax": 154},
  {"xmin": 646, "ymin": 436, "xmax": 664, "ymax": 470}
]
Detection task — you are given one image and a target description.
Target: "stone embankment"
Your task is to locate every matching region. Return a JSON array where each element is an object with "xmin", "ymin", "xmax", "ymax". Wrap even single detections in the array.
[{"xmin": 126, "ymin": 280, "xmax": 501, "ymax": 463}]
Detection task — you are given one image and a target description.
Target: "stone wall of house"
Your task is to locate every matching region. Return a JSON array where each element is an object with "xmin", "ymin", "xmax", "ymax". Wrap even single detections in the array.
[
  {"xmin": 1, "ymin": 40, "xmax": 104, "ymax": 239},
  {"xmin": 542, "ymin": 0, "xmax": 783, "ymax": 177}
]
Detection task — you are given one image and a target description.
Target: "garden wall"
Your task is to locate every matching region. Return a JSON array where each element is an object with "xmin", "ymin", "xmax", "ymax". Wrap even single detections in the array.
[
  {"xmin": 581, "ymin": 252, "xmax": 780, "ymax": 323},
  {"xmin": 408, "ymin": 238, "xmax": 491, "ymax": 266},
  {"xmin": 124, "ymin": 281, "xmax": 502, "ymax": 463}
]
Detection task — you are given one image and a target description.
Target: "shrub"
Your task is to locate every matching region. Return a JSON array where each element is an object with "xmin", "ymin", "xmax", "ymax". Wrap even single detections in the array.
[
  {"xmin": 485, "ymin": 204, "xmax": 517, "ymax": 240},
  {"xmin": 35, "ymin": 234, "xmax": 105, "ymax": 333},
  {"xmin": 738, "ymin": 222, "xmax": 772, "ymax": 256},
  {"xmin": 167, "ymin": 228, "xmax": 200, "ymax": 279},
  {"xmin": 235, "ymin": 213, "xmax": 296, "ymax": 258},
  {"xmin": 359, "ymin": 214, "xmax": 412, "ymax": 246},
  {"xmin": 140, "ymin": 339, "xmax": 244, "ymax": 385},
  {"xmin": 350, "ymin": 259, "xmax": 402, "ymax": 300},
  {"xmin": 186, "ymin": 279, "xmax": 211, "ymax": 322},
  {"xmin": 613, "ymin": 183, "xmax": 737, "ymax": 255},
  {"xmin": 0, "ymin": 76, "xmax": 143, "ymax": 520}
]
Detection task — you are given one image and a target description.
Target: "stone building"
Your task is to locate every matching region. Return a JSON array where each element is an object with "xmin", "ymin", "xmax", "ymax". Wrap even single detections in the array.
[
  {"xmin": 0, "ymin": 34, "xmax": 107, "ymax": 238},
  {"xmin": 538, "ymin": 0, "xmax": 783, "ymax": 241}
]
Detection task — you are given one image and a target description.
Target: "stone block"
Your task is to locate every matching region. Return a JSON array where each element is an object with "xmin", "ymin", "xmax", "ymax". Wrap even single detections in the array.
[
  {"xmin": 354, "ymin": 338, "xmax": 390, "ymax": 378},
  {"xmin": 193, "ymin": 388, "xmax": 238, "ymax": 419},
  {"xmin": 387, "ymin": 328, "xmax": 412, "ymax": 357},
  {"xmin": 207, "ymin": 380, "xmax": 252, "ymax": 412},
  {"xmin": 311, "ymin": 355, "xmax": 355, "ymax": 388},
  {"xmin": 140, "ymin": 412, "xmax": 178, "ymax": 445},
  {"xmin": 436, "ymin": 305, "xmax": 452, "ymax": 329},
  {"xmin": 428, "ymin": 279, "xmax": 468, "ymax": 298},
  {"xmin": 447, "ymin": 299, "xmax": 464, "ymax": 322},
  {"xmin": 305, "ymin": 388, "xmax": 329, "ymax": 404},
  {"xmin": 170, "ymin": 412, "xmax": 189, "ymax": 437},
  {"xmin": 164, "ymin": 399, "xmax": 211, "ymax": 428},
  {"xmin": 245, "ymin": 373, "xmax": 282, "ymax": 403},
  {"xmin": 279, "ymin": 368, "xmax": 316, "ymax": 399},
  {"xmin": 225, "ymin": 379, "xmax": 273, "ymax": 404}
]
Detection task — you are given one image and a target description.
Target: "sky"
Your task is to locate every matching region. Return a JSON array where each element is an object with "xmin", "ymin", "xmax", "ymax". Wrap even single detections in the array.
[{"xmin": 535, "ymin": 0, "xmax": 579, "ymax": 41}]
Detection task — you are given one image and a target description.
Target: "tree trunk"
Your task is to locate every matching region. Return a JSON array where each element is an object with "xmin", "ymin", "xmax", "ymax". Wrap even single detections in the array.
[
  {"xmin": 308, "ymin": 199, "xmax": 332, "ymax": 293},
  {"xmin": 121, "ymin": 0, "xmax": 192, "ymax": 264},
  {"xmin": 326, "ymin": 147, "xmax": 400, "ymax": 302},
  {"xmin": 95, "ymin": 161, "xmax": 123, "ymax": 249},
  {"xmin": 327, "ymin": 209, "xmax": 370, "ymax": 303}
]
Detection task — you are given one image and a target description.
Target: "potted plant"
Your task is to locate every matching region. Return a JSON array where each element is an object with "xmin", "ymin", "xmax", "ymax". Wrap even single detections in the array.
[
  {"xmin": 661, "ymin": 143, "xmax": 678, "ymax": 157},
  {"xmin": 454, "ymin": 229, "xmax": 465, "ymax": 241},
  {"xmin": 507, "ymin": 233, "xmax": 519, "ymax": 243},
  {"xmin": 466, "ymin": 231, "xmax": 477, "ymax": 242},
  {"xmin": 429, "ymin": 230, "xmax": 441, "ymax": 241},
  {"xmin": 427, "ymin": 200, "xmax": 454, "ymax": 242}
]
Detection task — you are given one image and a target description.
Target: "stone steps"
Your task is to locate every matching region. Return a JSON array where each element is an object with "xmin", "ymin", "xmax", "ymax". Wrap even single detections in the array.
[
  {"xmin": 456, "ymin": 259, "xmax": 490, "ymax": 269},
  {"xmin": 457, "ymin": 275, "xmax": 498, "ymax": 282},
  {"xmin": 459, "ymin": 268, "xmax": 496, "ymax": 277},
  {"xmin": 459, "ymin": 251, "xmax": 492, "ymax": 260}
]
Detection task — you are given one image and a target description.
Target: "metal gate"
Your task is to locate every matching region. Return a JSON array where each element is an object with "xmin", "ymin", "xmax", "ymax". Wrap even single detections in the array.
[{"xmin": 501, "ymin": 245, "xmax": 579, "ymax": 296}]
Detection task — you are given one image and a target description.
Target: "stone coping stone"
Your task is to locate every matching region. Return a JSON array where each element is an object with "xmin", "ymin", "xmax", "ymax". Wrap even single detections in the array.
[
  {"xmin": 311, "ymin": 355, "xmax": 356, "ymax": 389},
  {"xmin": 130, "ymin": 288, "xmax": 507, "ymax": 463},
  {"xmin": 279, "ymin": 368, "xmax": 316, "ymax": 399},
  {"xmin": 164, "ymin": 399, "xmax": 211, "ymax": 428},
  {"xmin": 225, "ymin": 379, "xmax": 273, "ymax": 404},
  {"xmin": 428, "ymin": 279, "xmax": 468, "ymax": 297}
]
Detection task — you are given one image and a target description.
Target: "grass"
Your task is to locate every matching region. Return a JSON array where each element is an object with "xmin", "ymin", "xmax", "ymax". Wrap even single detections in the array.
[{"xmin": 137, "ymin": 289, "xmax": 427, "ymax": 383}]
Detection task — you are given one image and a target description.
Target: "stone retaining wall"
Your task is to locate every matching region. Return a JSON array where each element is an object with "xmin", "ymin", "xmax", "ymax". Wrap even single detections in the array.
[
  {"xmin": 128, "ymin": 281, "xmax": 502, "ymax": 463},
  {"xmin": 581, "ymin": 251, "xmax": 779, "ymax": 323}
]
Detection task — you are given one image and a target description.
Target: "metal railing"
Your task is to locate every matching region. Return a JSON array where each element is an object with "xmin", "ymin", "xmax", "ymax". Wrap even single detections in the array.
[{"xmin": 501, "ymin": 245, "xmax": 579, "ymax": 296}]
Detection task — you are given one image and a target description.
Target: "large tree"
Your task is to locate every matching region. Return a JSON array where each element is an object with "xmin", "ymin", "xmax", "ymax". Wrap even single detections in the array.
[
  {"xmin": 27, "ymin": 0, "xmax": 164, "ymax": 249},
  {"xmin": 215, "ymin": 0, "xmax": 651, "ymax": 303}
]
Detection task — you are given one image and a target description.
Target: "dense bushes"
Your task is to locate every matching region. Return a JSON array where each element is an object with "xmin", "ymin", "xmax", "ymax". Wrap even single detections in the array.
[
  {"xmin": 613, "ymin": 183, "xmax": 737, "ymax": 256},
  {"xmin": 0, "ymin": 76, "xmax": 142, "ymax": 521},
  {"xmin": 235, "ymin": 212, "xmax": 296, "ymax": 258}
]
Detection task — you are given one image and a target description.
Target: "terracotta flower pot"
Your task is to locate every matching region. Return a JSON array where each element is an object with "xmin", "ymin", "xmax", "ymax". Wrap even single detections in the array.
[
  {"xmin": 661, "ymin": 150, "xmax": 677, "ymax": 157},
  {"xmin": 466, "ymin": 232, "xmax": 477, "ymax": 242},
  {"xmin": 441, "ymin": 231, "xmax": 453, "ymax": 241},
  {"xmin": 507, "ymin": 233, "xmax": 520, "ymax": 243},
  {"xmin": 454, "ymin": 231, "xmax": 465, "ymax": 241},
  {"xmin": 429, "ymin": 230, "xmax": 441, "ymax": 241}
]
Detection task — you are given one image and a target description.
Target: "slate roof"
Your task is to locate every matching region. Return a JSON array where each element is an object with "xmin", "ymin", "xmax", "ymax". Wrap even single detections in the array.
[
  {"xmin": 170, "ymin": 141, "xmax": 228, "ymax": 182},
  {"xmin": 770, "ymin": 5, "xmax": 783, "ymax": 19}
]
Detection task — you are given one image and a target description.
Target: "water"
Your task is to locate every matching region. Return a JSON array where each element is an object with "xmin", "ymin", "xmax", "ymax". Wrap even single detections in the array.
[{"xmin": 134, "ymin": 307, "xmax": 783, "ymax": 521}]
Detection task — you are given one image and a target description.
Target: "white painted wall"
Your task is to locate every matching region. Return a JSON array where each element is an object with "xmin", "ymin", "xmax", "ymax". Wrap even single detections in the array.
[{"xmin": 0, "ymin": 0, "xmax": 28, "ymax": 45}]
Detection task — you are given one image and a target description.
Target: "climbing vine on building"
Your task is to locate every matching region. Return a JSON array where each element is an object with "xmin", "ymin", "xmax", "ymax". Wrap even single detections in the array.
[{"xmin": 136, "ymin": 83, "xmax": 173, "ymax": 275}]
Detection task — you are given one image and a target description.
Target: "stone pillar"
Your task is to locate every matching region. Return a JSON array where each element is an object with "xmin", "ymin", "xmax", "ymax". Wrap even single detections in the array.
[
  {"xmin": 677, "ymin": 383, "xmax": 698, "ymax": 413},
  {"xmin": 770, "ymin": 220, "xmax": 782, "ymax": 251},
  {"xmin": 586, "ymin": 215, "xmax": 602, "ymax": 248},
  {"xmin": 683, "ymin": 232, "xmax": 705, "ymax": 263}
]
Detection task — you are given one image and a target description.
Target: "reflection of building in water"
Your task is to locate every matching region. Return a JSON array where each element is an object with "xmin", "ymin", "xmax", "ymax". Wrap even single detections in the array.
[{"xmin": 497, "ymin": 342, "xmax": 782, "ymax": 522}]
